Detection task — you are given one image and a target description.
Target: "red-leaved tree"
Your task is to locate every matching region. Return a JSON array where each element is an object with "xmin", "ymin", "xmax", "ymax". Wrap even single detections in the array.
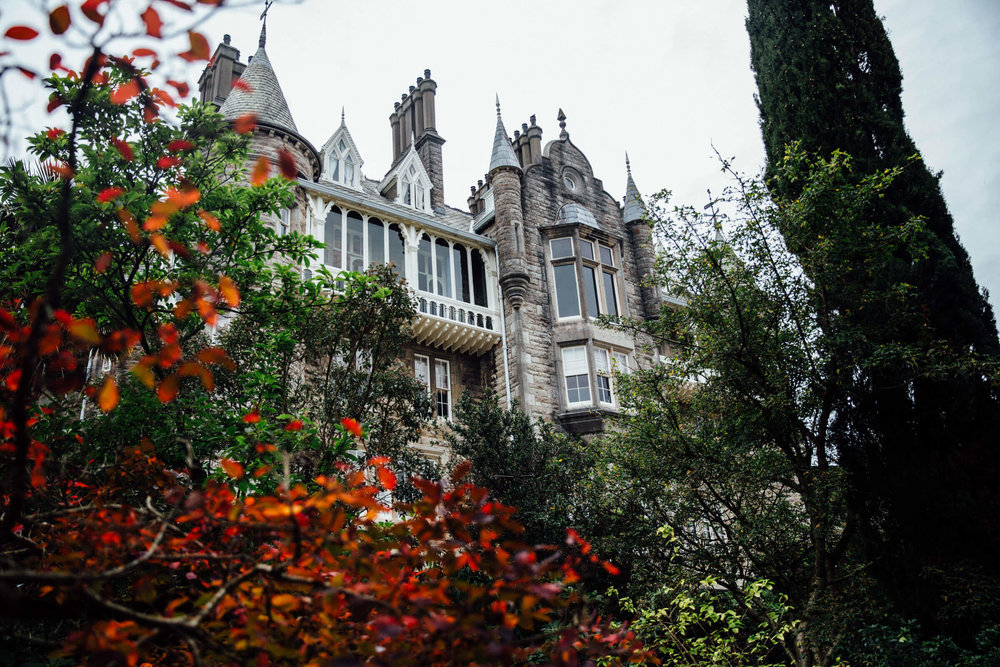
[{"xmin": 0, "ymin": 3, "xmax": 651, "ymax": 664}]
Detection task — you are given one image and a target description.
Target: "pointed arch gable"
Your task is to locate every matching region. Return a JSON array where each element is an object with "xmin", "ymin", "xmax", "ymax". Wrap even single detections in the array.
[
  {"xmin": 378, "ymin": 146, "xmax": 434, "ymax": 213},
  {"xmin": 320, "ymin": 122, "xmax": 365, "ymax": 188}
]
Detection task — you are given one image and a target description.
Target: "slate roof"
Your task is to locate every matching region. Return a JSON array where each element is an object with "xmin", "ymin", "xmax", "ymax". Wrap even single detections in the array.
[
  {"xmin": 219, "ymin": 26, "xmax": 298, "ymax": 134},
  {"xmin": 488, "ymin": 98, "xmax": 521, "ymax": 174},
  {"xmin": 623, "ymin": 154, "xmax": 645, "ymax": 224}
]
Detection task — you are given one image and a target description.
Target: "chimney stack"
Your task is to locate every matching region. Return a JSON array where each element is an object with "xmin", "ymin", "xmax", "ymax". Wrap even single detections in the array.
[
  {"xmin": 389, "ymin": 70, "xmax": 446, "ymax": 210},
  {"xmin": 197, "ymin": 34, "xmax": 246, "ymax": 108}
]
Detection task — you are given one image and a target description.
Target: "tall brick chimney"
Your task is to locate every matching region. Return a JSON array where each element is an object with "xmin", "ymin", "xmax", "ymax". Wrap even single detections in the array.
[{"xmin": 389, "ymin": 70, "xmax": 446, "ymax": 210}]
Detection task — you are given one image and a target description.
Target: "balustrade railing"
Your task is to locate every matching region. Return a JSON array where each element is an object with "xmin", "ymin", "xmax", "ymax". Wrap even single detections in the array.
[{"xmin": 415, "ymin": 290, "xmax": 496, "ymax": 332}]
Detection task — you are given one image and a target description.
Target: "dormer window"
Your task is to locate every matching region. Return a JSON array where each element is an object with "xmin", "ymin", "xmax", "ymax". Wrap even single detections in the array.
[
  {"xmin": 382, "ymin": 149, "xmax": 433, "ymax": 212},
  {"xmin": 321, "ymin": 124, "xmax": 364, "ymax": 189}
]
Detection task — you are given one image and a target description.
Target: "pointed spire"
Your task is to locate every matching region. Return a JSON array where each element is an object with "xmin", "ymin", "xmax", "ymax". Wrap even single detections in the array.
[
  {"xmin": 341, "ymin": 106, "xmax": 345, "ymax": 125},
  {"xmin": 623, "ymin": 152, "xmax": 645, "ymax": 224},
  {"xmin": 557, "ymin": 108, "xmax": 568, "ymax": 139},
  {"xmin": 489, "ymin": 95, "xmax": 521, "ymax": 174},
  {"xmin": 219, "ymin": 21, "xmax": 298, "ymax": 133},
  {"xmin": 258, "ymin": 21, "xmax": 266, "ymax": 48}
]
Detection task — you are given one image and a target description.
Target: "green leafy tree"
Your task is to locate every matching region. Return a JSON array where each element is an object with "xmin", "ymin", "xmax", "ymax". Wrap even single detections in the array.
[
  {"xmin": 746, "ymin": 0, "xmax": 1000, "ymax": 621},
  {"xmin": 447, "ymin": 391, "xmax": 591, "ymax": 547},
  {"xmin": 598, "ymin": 149, "xmax": 934, "ymax": 666}
]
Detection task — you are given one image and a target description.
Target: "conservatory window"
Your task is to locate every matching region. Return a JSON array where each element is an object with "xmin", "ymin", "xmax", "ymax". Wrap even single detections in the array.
[
  {"xmin": 434, "ymin": 239, "xmax": 452, "ymax": 298},
  {"xmin": 324, "ymin": 206, "xmax": 343, "ymax": 267},
  {"xmin": 418, "ymin": 234, "xmax": 433, "ymax": 292},
  {"xmin": 345, "ymin": 211, "xmax": 364, "ymax": 272}
]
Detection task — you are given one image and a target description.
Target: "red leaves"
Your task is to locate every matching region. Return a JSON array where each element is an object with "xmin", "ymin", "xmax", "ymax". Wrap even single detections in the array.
[
  {"xmin": 156, "ymin": 373, "xmax": 179, "ymax": 403},
  {"xmin": 284, "ymin": 419, "xmax": 303, "ymax": 432},
  {"xmin": 231, "ymin": 78, "xmax": 253, "ymax": 93},
  {"xmin": 157, "ymin": 156, "xmax": 181, "ymax": 169},
  {"xmin": 376, "ymin": 466, "xmax": 397, "ymax": 491},
  {"xmin": 5, "ymin": 26, "xmax": 40, "ymax": 41},
  {"xmin": 250, "ymin": 156, "xmax": 270, "ymax": 186},
  {"xmin": 218, "ymin": 276, "xmax": 239, "ymax": 307},
  {"xmin": 277, "ymin": 147, "xmax": 297, "ymax": 180},
  {"xmin": 167, "ymin": 79, "xmax": 190, "ymax": 98},
  {"xmin": 94, "ymin": 251, "xmax": 112, "ymax": 274},
  {"xmin": 220, "ymin": 459, "xmax": 244, "ymax": 479},
  {"xmin": 179, "ymin": 31, "xmax": 210, "ymax": 62},
  {"xmin": 198, "ymin": 210, "xmax": 220, "ymax": 231},
  {"xmin": 167, "ymin": 139, "xmax": 194, "ymax": 152},
  {"xmin": 97, "ymin": 375, "xmax": 119, "ymax": 412},
  {"xmin": 49, "ymin": 6, "xmax": 71, "ymax": 35},
  {"xmin": 81, "ymin": 0, "xmax": 107, "ymax": 26},
  {"xmin": 112, "ymin": 138, "xmax": 134, "ymax": 162},
  {"xmin": 341, "ymin": 417, "xmax": 363, "ymax": 438},
  {"xmin": 97, "ymin": 187, "xmax": 124, "ymax": 203},
  {"xmin": 46, "ymin": 128, "xmax": 65, "ymax": 140},
  {"xmin": 141, "ymin": 6, "xmax": 162, "ymax": 37},
  {"xmin": 233, "ymin": 113, "xmax": 257, "ymax": 134},
  {"xmin": 242, "ymin": 409, "xmax": 261, "ymax": 424},
  {"xmin": 110, "ymin": 79, "xmax": 140, "ymax": 105}
]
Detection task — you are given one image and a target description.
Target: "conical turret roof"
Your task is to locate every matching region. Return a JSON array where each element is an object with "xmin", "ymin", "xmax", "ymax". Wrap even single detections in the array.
[
  {"xmin": 488, "ymin": 96, "xmax": 521, "ymax": 174},
  {"xmin": 623, "ymin": 153, "xmax": 645, "ymax": 223},
  {"xmin": 219, "ymin": 24, "xmax": 297, "ymax": 134}
]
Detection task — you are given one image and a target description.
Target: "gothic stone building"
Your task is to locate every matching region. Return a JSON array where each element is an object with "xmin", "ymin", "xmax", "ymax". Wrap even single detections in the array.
[{"xmin": 198, "ymin": 27, "xmax": 660, "ymax": 459}]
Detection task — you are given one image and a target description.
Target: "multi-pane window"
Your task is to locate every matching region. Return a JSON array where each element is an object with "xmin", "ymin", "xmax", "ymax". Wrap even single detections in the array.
[
  {"xmin": 549, "ymin": 237, "xmax": 621, "ymax": 320},
  {"xmin": 417, "ymin": 234, "xmax": 489, "ymax": 307},
  {"xmin": 562, "ymin": 346, "xmax": 591, "ymax": 406},
  {"xmin": 562, "ymin": 345, "xmax": 631, "ymax": 410},
  {"xmin": 434, "ymin": 359, "xmax": 451, "ymax": 420},
  {"xmin": 322, "ymin": 205, "xmax": 405, "ymax": 274},
  {"xmin": 415, "ymin": 355, "xmax": 452, "ymax": 420},
  {"xmin": 327, "ymin": 137, "xmax": 358, "ymax": 188},
  {"xmin": 276, "ymin": 208, "xmax": 290, "ymax": 237}
]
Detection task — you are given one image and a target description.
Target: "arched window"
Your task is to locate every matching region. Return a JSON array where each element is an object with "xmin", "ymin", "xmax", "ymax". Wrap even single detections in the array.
[
  {"xmin": 345, "ymin": 211, "xmax": 364, "ymax": 272},
  {"xmin": 367, "ymin": 217, "xmax": 385, "ymax": 265},
  {"xmin": 418, "ymin": 234, "xmax": 432, "ymax": 292},
  {"xmin": 471, "ymin": 249, "xmax": 488, "ymax": 307},
  {"xmin": 434, "ymin": 238, "xmax": 452, "ymax": 299},
  {"xmin": 402, "ymin": 178, "xmax": 412, "ymax": 205},
  {"xmin": 324, "ymin": 206, "xmax": 342, "ymax": 268},
  {"xmin": 453, "ymin": 243, "xmax": 471, "ymax": 303},
  {"xmin": 388, "ymin": 224, "xmax": 405, "ymax": 275}
]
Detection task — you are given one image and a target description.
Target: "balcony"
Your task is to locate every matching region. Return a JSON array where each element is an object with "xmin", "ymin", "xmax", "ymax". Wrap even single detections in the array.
[{"xmin": 412, "ymin": 290, "xmax": 501, "ymax": 357}]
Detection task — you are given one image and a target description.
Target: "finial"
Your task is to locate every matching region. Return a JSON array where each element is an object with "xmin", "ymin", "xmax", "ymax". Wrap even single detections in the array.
[
  {"xmin": 626, "ymin": 152, "xmax": 631, "ymax": 174},
  {"xmin": 258, "ymin": 0, "xmax": 272, "ymax": 47},
  {"xmin": 341, "ymin": 106, "xmax": 345, "ymax": 124},
  {"xmin": 496, "ymin": 94, "xmax": 502, "ymax": 116},
  {"xmin": 557, "ymin": 108, "xmax": 567, "ymax": 138}
]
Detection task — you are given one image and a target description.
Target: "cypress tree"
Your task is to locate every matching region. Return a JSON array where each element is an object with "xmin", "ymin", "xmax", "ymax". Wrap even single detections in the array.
[{"xmin": 747, "ymin": 0, "xmax": 1000, "ymax": 629}]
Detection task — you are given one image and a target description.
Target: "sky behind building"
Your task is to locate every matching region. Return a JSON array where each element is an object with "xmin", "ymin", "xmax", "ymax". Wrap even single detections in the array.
[{"xmin": 4, "ymin": 0, "xmax": 998, "ymax": 310}]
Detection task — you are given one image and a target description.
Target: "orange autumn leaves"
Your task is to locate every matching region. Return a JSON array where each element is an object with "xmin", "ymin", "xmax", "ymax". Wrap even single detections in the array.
[{"xmin": 250, "ymin": 147, "xmax": 299, "ymax": 185}]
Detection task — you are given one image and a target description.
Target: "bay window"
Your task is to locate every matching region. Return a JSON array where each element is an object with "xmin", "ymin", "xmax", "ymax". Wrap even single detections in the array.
[{"xmin": 549, "ymin": 236, "xmax": 622, "ymax": 321}]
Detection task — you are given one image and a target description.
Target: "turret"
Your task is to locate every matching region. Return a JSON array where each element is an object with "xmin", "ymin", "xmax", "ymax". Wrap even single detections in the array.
[
  {"xmin": 488, "ymin": 97, "xmax": 528, "ymax": 309},
  {"xmin": 216, "ymin": 23, "xmax": 320, "ymax": 181},
  {"xmin": 623, "ymin": 154, "xmax": 659, "ymax": 319}
]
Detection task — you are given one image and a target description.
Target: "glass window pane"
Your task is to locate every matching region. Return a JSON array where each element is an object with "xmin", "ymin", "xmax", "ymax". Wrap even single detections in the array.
[
  {"xmin": 579, "ymin": 239, "xmax": 594, "ymax": 260},
  {"xmin": 345, "ymin": 157, "xmax": 354, "ymax": 183},
  {"xmin": 583, "ymin": 266, "xmax": 599, "ymax": 318},
  {"xmin": 553, "ymin": 264, "xmax": 580, "ymax": 318},
  {"xmin": 454, "ymin": 244, "xmax": 471, "ymax": 303},
  {"xmin": 471, "ymin": 250, "xmax": 488, "ymax": 307},
  {"xmin": 330, "ymin": 159, "xmax": 339, "ymax": 181},
  {"xmin": 346, "ymin": 211, "xmax": 364, "ymax": 272},
  {"xmin": 434, "ymin": 359, "xmax": 450, "ymax": 390},
  {"xmin": 388, "ymin": 224, "xmax": 405, "ymax": 276},
  {"xmin": 324, "ymin": 207, "xmax": 342, "ymax": 267},
  {"xmin": 600, "ymin": 244, "xmax": 614, "ymax": 266},
  {"xmin": 562, "ymin": 346, "xmax": 589, "ymax": 375},
  {"xmin": 368, "ymin": 218, "xmax": 385, "ymax": 265},
  {"xmin": 415, "ymin": 186, "xmax": 425, "ymax": 209},
  {"xmin": 402, "ymin": 179, "xmax": 412, "ymax": 205},
  {"xmin": 414, "ymin": 356, "xmax": 429, "ymax": 392},
  {"xmin": 418, "ymin": 235, "xmax": 432, "ymax": 292},
  {"xmin": 435, "ymin": 239, "xmax": 452, "ymax": 298},
  {"xmin": 603, "ymin": 271, "xmax": 619, "ymax": 318},
  {"xmin": 550, "ymin": 237, "xmax": 573, "ymax": 259}
]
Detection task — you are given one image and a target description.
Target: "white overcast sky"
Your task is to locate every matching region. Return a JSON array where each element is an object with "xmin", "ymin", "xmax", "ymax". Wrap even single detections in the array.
[{"xmin": 4, "ymin": 0, "xmax": 998, "ymax": 312}]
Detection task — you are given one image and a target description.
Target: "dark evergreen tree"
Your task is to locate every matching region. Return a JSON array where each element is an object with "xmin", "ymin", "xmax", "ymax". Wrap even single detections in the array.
[{"xmin": 747, "ymin": 0, "xmax": 1000, "ymax": 632}]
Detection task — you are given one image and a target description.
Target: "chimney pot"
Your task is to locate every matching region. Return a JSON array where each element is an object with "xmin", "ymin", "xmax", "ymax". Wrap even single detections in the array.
[
  {"xmin": 409, "ymin": 85, "xmax": 416, "ymax": 94},
  {"xmin": 424, "ymin": 69, "xmax": 431, "ymax": 78},
  {"xmin": 394, "ymin": 102, "xmax": 400, "ymax": 110},
  {"xmin": 522, "ymin": 122, "xmax": 529, "ymax": 132},
  {"xmin": 417, "ymin": 77, "xmax": 423, "ymax": 84},
  {"xmin": 223, "ymin": 34, "xmax": 231, "ymax": 45},
  {"xmin": 530, "ymin": 114, "xmax": 536, "ymax": 125}
]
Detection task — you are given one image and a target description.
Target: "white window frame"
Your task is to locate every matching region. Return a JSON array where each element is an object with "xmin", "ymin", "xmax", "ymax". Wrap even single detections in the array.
[
  {"xmin": 434, "ymin": 359, "xmax": 451, "ymax": 421},
  {"xmin": 562, "ymin": 345, "xmax": 592, "ymax": 408}
]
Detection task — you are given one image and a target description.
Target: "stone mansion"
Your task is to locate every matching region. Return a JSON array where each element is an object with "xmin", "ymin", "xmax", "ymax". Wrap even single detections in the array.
[{"xmin": 198, "ymin": 25, "xmax": 662, "ymax": 450}]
